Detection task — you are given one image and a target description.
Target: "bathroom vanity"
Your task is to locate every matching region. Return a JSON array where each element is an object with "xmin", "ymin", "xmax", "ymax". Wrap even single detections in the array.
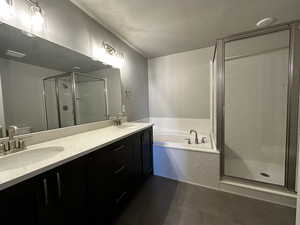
[
  {"xmin": 0, "ymin": 17, "xmax": 153, "ymax": 225},
  {"xmin": 0, "ymin": 124, "xmax": 153, "ymax": 225}
]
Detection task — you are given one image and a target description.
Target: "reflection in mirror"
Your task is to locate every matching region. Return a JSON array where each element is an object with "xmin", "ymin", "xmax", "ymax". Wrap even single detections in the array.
[{"xmin": 0, "ymin": 23, "xmax": 122, "ymax": 137}]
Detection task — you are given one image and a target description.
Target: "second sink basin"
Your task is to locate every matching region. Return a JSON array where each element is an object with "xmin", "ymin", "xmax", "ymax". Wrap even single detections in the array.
[
  {"xmin": 0, "ymin": 146, "xmax": 64, "ymax": 172},
  {"xmin": 117, "ymin": 124, "xmax": 137, "ymax": 129}
]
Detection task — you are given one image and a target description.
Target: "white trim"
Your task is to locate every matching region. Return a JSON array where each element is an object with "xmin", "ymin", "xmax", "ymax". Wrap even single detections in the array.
[
  {"xmin": 220, "ymin": 179, "xmax": 297, "ymax": 199},
  {"xmin": 156, "ymin": 175, "xmax": 296, "ymax": 208}
]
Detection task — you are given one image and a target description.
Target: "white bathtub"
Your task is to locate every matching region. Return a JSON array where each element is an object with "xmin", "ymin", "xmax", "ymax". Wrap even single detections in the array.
[
  {"xmin": 149, "ymin": 119, "xmax": 296, "ymax": 207},
  {"xmin": 153, "ymin": 129, "xmax": 218, "ymax": 154},
  {"xmin": 153, "ymin": 129, "xmax": 220, "ymax": 188}
]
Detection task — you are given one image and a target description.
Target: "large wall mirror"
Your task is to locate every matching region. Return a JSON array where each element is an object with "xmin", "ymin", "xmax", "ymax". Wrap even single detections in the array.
[{"xmin": 0, "ymin": 23, "xmax": 122, "ymax": 137}]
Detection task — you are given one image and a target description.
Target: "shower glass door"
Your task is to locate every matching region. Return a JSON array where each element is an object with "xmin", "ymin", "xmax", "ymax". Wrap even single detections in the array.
[
  {"xmin": 43, "ymin": 77, "xmax": 59, "ymax": 129},
  {"xmin": 223, "ymin": 30, "xmax": 290, "ymax": 186},
  {"xmin": 43, "ymin": 74, "xmax": 75, "ymax": 129},
  {"xmin": 74, "ymin": 73, "xmax": 107, "ymax": 125}
]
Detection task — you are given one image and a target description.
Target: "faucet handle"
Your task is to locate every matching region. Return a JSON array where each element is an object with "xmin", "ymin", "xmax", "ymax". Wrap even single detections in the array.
[
  {"xmin": 17, "ymin": 139, "xmax": 26, "ymax": 150},
  {"xmin": 200, "ymin": 137, "xmax": 208, "ymax": 144},
  {"xmin": 8, "ymin": 139, "xmax": 17, "ymax": 150},
  {"xmin": 185, "ymin": 138, "xmax": 191, "ymax": 144},
  {"xmin": 0, "ymin": 141, "xmax": 9, "ymax": 153},
  {"xmin": 0, "ymin": 142, "xmax": 5, "ymax": 153}
]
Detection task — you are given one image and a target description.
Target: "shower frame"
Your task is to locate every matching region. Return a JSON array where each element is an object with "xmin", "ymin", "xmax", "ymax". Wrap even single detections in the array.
[
  {"xmin": 42, "ymin": 72, "xmax": 109, "ymax": 129},
  {"xmin": 213, "ymin": 21, "xmax": 300, "ymax": 191}
]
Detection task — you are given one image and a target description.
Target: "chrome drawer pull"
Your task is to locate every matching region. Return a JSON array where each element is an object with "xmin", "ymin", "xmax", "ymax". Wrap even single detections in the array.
[
  {"xmin": 113, "ymin": 145, "xmax": 125, "ymax": 152},
  {"xmin": 56, "ymin": 172, "xmax": 62, "ymax": 199},
  {"xmin": 115, "ymin": 191, "xmax": 127, "ymax": 204},
  {"xmin": 43, "ymin": 178, "xmax": 48, "ymax": 206},
  {"xmin": 114, "ymin": 165, "xmax": 126, "ymax": 174}
]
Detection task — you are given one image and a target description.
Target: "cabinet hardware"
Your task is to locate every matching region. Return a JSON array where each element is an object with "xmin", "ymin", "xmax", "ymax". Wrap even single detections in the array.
[
  {"xmin": 43, "ymin": 178, "xmax": 48, "ymax": 206},
  {"xmin": 115, "ymin": 191, "xmax": 127, "ymax": 204},
  {"xmin": 113, "ymin": 145, "xmax": 125, "ymax": 152},
  {"xmin": 56, "ymin": 172, "xmax": 62, "ymax": 199},
  {"xmin": 114, "ymin": 165, "xmax": 126, "ymax": 174}
]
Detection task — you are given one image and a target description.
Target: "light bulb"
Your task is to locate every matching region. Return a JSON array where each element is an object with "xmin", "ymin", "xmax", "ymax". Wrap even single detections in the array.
[
  {"xmin": 92, "ymin": 45, "xmax": 125, "ymax": 68},
  {"xmin": 30, "ymin": 5, "xmax": 44, "ymax": 31},
  {"xmin": 92, "ymin": 46, "xmax": 106, "ymax": 62},
  {"xmin": 0, "ymin": 0, "xmax": 14, "ymax": 20},
  {"xmin": 111, "ymin": 55, "xmax": 125, "ymax": 69}
]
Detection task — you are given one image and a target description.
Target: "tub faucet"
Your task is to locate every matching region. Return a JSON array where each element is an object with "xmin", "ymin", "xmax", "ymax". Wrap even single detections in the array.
[{"xmin": 189, "ymin": 129, "xmax": 199, "ymax": 144}]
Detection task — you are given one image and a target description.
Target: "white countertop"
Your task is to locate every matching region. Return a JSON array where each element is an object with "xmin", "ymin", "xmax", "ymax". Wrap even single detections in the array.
[{"xmin": 0, "ymin": 122, "xmax": 153, "ymax": 191}]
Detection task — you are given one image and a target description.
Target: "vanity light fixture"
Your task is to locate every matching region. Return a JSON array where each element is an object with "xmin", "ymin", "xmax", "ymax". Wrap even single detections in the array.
[
  {"xmin": 93, "ymin": 42, "xmax": 125, "ymax": 69},
  {"xmin": 0, "ymin": 0, "xmax": 14, "ymax": 20},
  {"xmin": 22, "ymin": 0, "xmax": 44, "ymax": 32}
]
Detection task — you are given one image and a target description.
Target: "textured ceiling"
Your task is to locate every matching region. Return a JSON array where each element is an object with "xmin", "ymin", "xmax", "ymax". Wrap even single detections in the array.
[{"xmin": 71, "ymin": 0, "xmax": 300, "ymax": 58}]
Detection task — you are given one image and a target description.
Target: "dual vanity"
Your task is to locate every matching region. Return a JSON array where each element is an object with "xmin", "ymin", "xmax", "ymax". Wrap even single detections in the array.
[
  {"xmin": 0, "ymin": 122, "xmax": 153, "ymax": 225},
  {"xmin": 0, "ymin": 14, "xmax": 153, "ymax": 225}
]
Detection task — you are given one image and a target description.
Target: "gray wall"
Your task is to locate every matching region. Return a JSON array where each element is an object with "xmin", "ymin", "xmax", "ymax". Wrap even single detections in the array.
[
  {"xmin": 0, "ymin": 0, "xmax": 149, "ymax": 121},
  {"xmin": 148, "ymin": 47, "xmax": 213, "ymax": 119}
]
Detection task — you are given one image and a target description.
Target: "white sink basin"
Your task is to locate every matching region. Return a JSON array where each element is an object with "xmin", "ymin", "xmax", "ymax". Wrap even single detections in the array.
[
  {"xmin": 117, "ymin": 124, "xmax": 137, "ymax": 129},
  {"xmin": 0, "ymin": 146, "xmax": 64, "ymax": 172}
]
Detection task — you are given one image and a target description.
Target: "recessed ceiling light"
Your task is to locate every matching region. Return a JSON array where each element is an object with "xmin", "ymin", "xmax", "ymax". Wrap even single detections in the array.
[{"xmin": 256, "ymin": 17, "xmax": 276, "ymax": 28}]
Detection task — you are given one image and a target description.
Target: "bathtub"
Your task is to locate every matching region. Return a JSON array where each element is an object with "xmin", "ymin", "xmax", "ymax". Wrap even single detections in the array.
[
  {"xmin": 153, "ymin": 129, "xmax": 218, "ymax": 154},
  {"xmin": 153, "ymin": 129, "xmax": 220, "ymax": 188}
]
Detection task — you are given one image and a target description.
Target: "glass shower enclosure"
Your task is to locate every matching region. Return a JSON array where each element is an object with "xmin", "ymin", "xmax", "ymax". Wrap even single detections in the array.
[
  {"xmin": 43, "ymin": 72, "xmax": 108, "ymax": 129},
  {"xmin": 212, "ymin": 21, "xmax": 300, "ymax": 191}
]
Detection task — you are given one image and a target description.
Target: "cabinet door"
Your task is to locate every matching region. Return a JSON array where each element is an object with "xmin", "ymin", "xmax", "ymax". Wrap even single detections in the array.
[
  {"xmin": 141, "ymin": 128, "xmax": 153, "ymax": 176},
  {"xmin": 128, "ymin": 133, "xmax": 143, "ymax": 188},
  {"xmin": 36, "ymin": 170, "xmax": 64, "ymax": 225},
  {"xmin": 59, "ymin": 157, "xmax": 87, "ymax": 225},
  {"xmin": 86, "ymin": 145, "xmax": 115, "ymax": 225},
  {"xmin": 0, "ymin": 178, "xmax": 39, "ymax": 225},
  {"xmin": 36, "ymin": 157, "xmax": 87, "ymax": 225},
  {"xmin": 87, "ymin": 139, "xmax": 131, "ymax": 225}
]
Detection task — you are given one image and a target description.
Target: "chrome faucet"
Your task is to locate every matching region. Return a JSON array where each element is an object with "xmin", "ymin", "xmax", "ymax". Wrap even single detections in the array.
[
  {"xmin": 110, "ymin": 113, "xmax": 123, "ymax": 126},
  {"xmin": 8, "ymin": 125, "xmax": 18, "ymax": 150},
  {"xmin": 0, "ymin": 126, "xmax": 26, "ymax": 155},
  {"xmin": 189, "ymin": 129, "xmax": 199, "ymax": 144}
]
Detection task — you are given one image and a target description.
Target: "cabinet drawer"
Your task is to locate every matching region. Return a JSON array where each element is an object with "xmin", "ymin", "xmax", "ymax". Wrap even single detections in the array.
[
  {"xmin": 107, "ymin": 140, "xmax": 130, "ymax": 171},
  {"xmin": 112, "ymin": 163, "xmax": 129, "ymax": 204}
]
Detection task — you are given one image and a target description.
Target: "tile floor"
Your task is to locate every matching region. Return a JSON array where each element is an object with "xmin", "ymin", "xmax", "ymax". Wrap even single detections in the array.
[{"xmin": 113, "ymin": 176, "xmax": 296, "ymax": 225}]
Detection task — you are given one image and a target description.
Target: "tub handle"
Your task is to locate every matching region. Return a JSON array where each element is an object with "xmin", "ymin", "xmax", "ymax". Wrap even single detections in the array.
[{"xmin": 185, "ymin": 138, "xmax": 191, "ymax": 144}]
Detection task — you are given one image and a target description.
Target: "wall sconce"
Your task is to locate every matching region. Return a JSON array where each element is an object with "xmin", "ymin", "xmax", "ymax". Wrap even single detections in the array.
[
  {"xmin": 93, "ymin": 42, "xmax": 125, "ymax": 69},
  {"xmin": 0, "ymin": 0, "xmax": 14, "ymax": 20}
]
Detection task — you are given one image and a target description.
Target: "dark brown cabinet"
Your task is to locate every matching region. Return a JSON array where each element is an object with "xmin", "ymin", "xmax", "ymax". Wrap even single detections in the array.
[
  {"xmin": 0, "ymin": 127, "xmax": 153, "ymax": 225},
  {"xmin": 0, "ymin": 178, "xmax": 39, "ymax": 225},
  {"xmin": 128, "ymin": 133, "xmax": 143, "ymax": 187},
  {"xmin": 58, "ymin": 158, "xmax": 87, "ymax": 225},
  {"xmin": 35, "ymin": 156, "xmax": 87, "ymax": 225},
  {"xmin": 141, "ymin": 127, "xmax": 153, "ymax": 176}
]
